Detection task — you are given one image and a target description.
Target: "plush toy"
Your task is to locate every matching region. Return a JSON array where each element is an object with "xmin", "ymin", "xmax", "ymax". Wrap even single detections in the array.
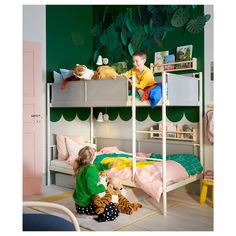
[
  {"xmin": 107, "ymin": 178, "xmax": 142, "ymax": 215},
  {"xmin": 92, "ymin": 191, "xmax": 113, "ymax": 215},
  {"xmin": 97, "ymin": 171, "xmax": 108, "ymax": 198},
  {"xmin": 61, "ymin": 64, "xmax": 119, "ymax": 89},
  {"xmin": 108, "ymin": 177, "xmax": 127, "ymax": 198},
  {"xmin": 92, "ymin": 177, "xmax": 142, "ymax": 215}
]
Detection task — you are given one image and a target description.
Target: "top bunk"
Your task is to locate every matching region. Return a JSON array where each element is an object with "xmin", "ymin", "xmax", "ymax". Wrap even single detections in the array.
[{"xmin": 49, "ymin": 72, "xmax": 201, "ymax": 108}]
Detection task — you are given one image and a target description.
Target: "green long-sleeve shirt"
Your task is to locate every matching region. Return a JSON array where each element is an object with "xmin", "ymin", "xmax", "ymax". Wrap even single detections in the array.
[{"xmin": 73, "ymin": 163, "xmax": 109, "ymax": 207}]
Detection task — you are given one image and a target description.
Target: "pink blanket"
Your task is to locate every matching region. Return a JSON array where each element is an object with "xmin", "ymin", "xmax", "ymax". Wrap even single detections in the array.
[{"xmin": 106, "ymin": 160, "xmax": 188, "ymax": 202}]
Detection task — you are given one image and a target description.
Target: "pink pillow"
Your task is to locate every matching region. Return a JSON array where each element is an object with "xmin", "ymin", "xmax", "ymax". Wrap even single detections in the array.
[
  {"xmin": 66, "ymin": 138, "xmax": 97, "ymax": 165},
  {"xmin": 56, "ymin": 134, "xmax": 84, "ymax": 160}
]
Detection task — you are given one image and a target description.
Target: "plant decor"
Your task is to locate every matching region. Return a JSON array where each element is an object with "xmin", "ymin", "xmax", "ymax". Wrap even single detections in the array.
[{"xmin": 91, "ymin": 5, "xmax": 210, "ymax": 64}]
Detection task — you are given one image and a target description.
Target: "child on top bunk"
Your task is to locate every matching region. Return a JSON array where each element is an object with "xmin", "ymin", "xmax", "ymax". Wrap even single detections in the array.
[
  {"xmin": 73, "ymin": 146, "xmax": 119, "ymax": 222},
  {"xmin": 118, "ymin": 50, "xmax": 156, "ymax": 97}
]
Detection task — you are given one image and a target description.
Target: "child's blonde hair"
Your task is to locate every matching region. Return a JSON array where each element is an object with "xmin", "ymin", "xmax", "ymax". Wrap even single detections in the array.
[{"xmin": 73, "ymin": 146, "xmax": 96, "ymax": 176}]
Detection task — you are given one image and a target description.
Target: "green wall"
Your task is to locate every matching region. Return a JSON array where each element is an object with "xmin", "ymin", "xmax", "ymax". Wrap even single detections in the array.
[
  {"xmin": 47, "ymin": 5, "xmax": 204, "ymax": 122},
  {"xmin": 46, "ymin": 5, "xmax": 93, "ymax": 83}
]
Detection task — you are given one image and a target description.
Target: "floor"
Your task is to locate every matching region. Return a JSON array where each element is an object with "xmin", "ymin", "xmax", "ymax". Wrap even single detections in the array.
[{"xmin": 23, "ymin": 184, "xmax": 213, "ymax": 231}]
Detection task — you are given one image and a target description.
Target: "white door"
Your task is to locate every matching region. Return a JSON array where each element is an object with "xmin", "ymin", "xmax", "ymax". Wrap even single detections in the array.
[{"xmin": 23, "ymin": 42, "xmax": 42, "ymax": 196}]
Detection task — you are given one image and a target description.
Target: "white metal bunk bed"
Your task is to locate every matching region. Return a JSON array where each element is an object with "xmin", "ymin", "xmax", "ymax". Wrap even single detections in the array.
[
  {"xmin": 46, "ymin": 71, "xmax": 203, "ymax": 216},
  {"xmin": 131, "ymin": 71, "xmax": 203, "ymax": 215}
]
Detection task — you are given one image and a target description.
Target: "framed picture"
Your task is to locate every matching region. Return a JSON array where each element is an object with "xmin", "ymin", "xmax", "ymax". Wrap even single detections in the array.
[{"xmin": 176, "ymin": 45, "xmax": 193, "ymax": 61}]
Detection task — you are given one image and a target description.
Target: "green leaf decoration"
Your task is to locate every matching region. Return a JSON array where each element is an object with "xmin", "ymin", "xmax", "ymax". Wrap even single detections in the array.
[
  {"xmin": 205, "ymin": 14, "xmax": 211, "ymax": 22},
  {"xmin": 171, "ymin": 7, "xmax": 190, "ymax": 28},
  {"xmin": 144, "ymin": 24, "xmax": 149, "ymax": 34},
  {"xmin": 126, "ymin": 18, "xmax": 137, "ymax": 32},
  {"xmin": 186, "ymin": 15, "xmax": 207, "ymax": 34},
  {"xmin": 90, "ymin": 23, "xmax": 102, "ymax": 36},
  {"xmin": 147, "ymin": 5, "xmax": 159, "ymax": 14},
  {"xmin": 115, "ymin": 13, "xmax": 126, "ymax": 28},
  {"xmin": 91, "ymin": 6, "xmax": 210, "ymax": 67},
  {"xmin": 121, "ymin": 29, "xmax": 127, "ymax": 45},
  {"xmin": 149, "ymin": 18, "xmax": 154, "ymax": 34},
  {"xmin": 152, "ymin": 11, "xmax": 167, "ymax": 26},
  {"xmin": 93, "ymin": 50, "xmax": 100, "ymax": 63},
  {"xmin": 152, "ymin": 27, "xmax": 163, "ymax": 37},
  {"xmin": 162, "ymin": 31, "xmax": 167, "ymax": 40},
  {"xmin": 130, "ymin": 25, "xmax": 146, "ymax": 46},
  {"xmin": 100, "ymin": 25, "xmax": 119, "ymax": 53},
  {"xmin": 139, "ymin": 6, "xmax": 151, "ymax": 24},
  {"xmin": 162, "ymin": 5, "xmax": 178, "ymax": 14},
  {"xmin": 113, "ymin": 43, "xmax": 122, "ymax": 61},
  {"xmin": 128, "ymin": 42, "xmax": 134, "ymax": 56}
]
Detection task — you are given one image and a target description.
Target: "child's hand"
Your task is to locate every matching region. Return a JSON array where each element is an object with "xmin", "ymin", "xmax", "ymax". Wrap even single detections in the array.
[{"xmin": 109, "ymin": 160, "xmax": 120, "ymax": 169}]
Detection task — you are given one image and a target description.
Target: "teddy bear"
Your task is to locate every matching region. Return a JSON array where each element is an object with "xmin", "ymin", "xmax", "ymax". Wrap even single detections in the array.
[{"xmin": 60, "ymin": 64, "xmax": 119, "ymax": 89}]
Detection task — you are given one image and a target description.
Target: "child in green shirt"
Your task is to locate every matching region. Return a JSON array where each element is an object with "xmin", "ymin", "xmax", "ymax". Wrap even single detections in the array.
[{"xmin": 73, "ymin": 146, "xmax": 119, "ymax": 222}]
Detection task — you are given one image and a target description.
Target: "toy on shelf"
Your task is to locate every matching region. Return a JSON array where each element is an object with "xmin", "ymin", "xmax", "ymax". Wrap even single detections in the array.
[{"xmin": 150, "ymin": 123, "xmax": 198, "ymax": 142}]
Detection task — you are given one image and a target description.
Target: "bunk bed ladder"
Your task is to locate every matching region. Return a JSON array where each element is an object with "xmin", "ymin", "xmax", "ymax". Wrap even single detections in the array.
[
  {"xmin": 132, "ymin": 74, "xmax": 136, "ymax": 180},
  {"xmin": 46, "ymin": 83, "xmax": 52, "ymax": 186},
  {"xmin": 162, "ymin": 72, "xmax": 167, "ymax": 216}
]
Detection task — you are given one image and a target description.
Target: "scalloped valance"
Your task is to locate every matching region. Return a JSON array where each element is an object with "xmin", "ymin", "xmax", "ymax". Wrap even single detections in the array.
[{"xmin": 50, "ymin": 107, "xmax": 199, "ymax": 123}]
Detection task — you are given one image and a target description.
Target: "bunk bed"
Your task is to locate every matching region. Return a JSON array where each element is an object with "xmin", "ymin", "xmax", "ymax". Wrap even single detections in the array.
[{"xmin": 47, "ymin": 71, "xmax": 203, "ymax": 216}]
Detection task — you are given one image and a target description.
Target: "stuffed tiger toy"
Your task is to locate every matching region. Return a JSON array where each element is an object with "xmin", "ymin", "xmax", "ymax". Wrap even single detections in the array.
[
  {"xmin": 92, "ymin": 187, "xmax": 142, "ymax": 215},
  {"xmin": 92, "ymin": 191, "xmax": 112, "ymax": 215},
  {"xmin": 116, "ymin": 193, "xmax": 142, "ymax": 215}
]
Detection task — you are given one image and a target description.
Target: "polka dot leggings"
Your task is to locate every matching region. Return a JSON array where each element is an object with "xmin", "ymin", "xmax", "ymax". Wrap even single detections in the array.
[
  {"xmin": 75, "ymin": 202, "xmax": 119, "ymax": 222},
  {"xmin": 75, "ymin": 203, "xmax": 96, "ymax": 215}
]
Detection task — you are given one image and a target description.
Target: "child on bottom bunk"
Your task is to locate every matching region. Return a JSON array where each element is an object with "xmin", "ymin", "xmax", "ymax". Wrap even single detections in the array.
[
  {"xmin": 73, "ymin": 146, "xmax": 119, "ymax": 222},
  {"xmin": 117, "ymin": 50, "xmax": 156, "ymax": 97}
]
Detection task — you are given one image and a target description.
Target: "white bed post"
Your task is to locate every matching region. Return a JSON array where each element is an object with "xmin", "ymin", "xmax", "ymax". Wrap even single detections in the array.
[
  {"xmin": 162, "ymin": 72, "xmax": 167, "ymax": 216},
  {"xmin": 46, "ymin": 83, "xmax": 52, "ymax": 186},
  {"xmin": 132, "ymin": 74, "xmax": 136, "ymax": 180},
  {"xmin": 199, "ymin": 72, "xmax": 204, "ymax": 167},
  {"xmin": 90, "ymin": 107, "xmax": 94, "ymax": 144}
]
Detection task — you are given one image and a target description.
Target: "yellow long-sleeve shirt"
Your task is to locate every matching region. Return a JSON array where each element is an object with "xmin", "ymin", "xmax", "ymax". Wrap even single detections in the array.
[{"xmin": 123, "ymin": 65, "xmax": 156, "ymax": 90}]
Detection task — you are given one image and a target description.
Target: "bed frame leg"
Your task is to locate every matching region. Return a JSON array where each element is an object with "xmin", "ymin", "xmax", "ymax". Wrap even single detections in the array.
[{"xmin": 163, "ymin": 191, "xmax": 167, "ymax": 216}]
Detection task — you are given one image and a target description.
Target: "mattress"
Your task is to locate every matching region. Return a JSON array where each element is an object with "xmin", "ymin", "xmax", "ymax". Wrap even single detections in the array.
[{"xmin": 50, "ymin": 159, "xmax": 73, "ymax": 175}]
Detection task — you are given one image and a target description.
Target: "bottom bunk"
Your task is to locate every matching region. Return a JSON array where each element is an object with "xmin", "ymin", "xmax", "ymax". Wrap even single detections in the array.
[{"xmin": 48, "ymin": 137, "xmax": 203, "ymax": 202}]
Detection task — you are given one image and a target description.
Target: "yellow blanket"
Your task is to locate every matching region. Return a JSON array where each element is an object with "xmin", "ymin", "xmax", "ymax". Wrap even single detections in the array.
[{"xmin": 101, "ymin": 157, "xmax": 156, "ymax": 170}]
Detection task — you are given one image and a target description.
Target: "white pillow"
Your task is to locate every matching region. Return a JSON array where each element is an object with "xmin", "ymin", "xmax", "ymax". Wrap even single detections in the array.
[{"xmin": 65, "ymin": 137, "xmax": 96, "ymax": 156}]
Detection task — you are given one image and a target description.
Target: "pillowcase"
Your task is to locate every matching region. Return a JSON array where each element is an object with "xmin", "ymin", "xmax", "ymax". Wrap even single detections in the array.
[
  {"xmin": 97, "ymin": 146, "xmax": 120, "ymax": 154},
  {"xmin": 65, "ymin": 137, "xmax": 96, "ymax": 157},
  {"xmin": 56, "ymin": 134, "xmax": 84, "ymax": 160}
]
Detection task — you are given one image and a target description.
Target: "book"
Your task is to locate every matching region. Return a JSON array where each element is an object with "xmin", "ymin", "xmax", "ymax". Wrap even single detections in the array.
[
  {"xmin": 176, "ymin": 45, "xmax": 193, "ymax": 69},
  {"xmin": 164, "ymin": 54, "xmax": 175, "ymax": 71},
  {"xmin": 154, "ymin": 51, "xmax": 169, "ymax": 73}
]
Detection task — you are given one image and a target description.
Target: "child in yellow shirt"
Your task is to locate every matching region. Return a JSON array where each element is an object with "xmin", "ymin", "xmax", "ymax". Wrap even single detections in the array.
[{"xmin": 122, "ymin": 50, "xmax": 156, "ymax": 94}]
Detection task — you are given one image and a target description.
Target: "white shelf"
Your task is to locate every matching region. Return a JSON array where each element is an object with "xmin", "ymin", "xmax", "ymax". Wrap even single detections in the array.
[{"xmin": 151, "ymin": 57, "xmax": 197, "ymax": 73}]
